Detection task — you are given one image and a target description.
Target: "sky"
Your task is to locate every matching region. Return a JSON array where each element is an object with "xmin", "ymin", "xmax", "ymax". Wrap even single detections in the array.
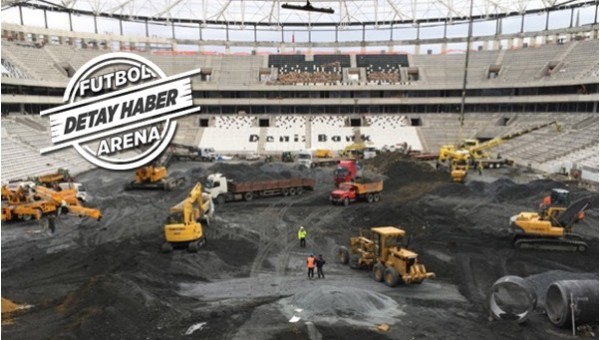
[{"xmin": 1, "ymin": 4, "xmax": 597, "ymax": 54}]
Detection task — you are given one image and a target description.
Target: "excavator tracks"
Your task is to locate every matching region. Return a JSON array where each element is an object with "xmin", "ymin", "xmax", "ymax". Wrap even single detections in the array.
[{"xmin": 513, "ymin": 236, "xmax": 588, "ymax": 253}]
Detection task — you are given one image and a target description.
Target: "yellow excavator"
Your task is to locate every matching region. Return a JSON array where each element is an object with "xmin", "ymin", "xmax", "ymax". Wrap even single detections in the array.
[
  {"xmin": 161, "ymin": 182, "xmax": 214, "ymax": 253},
  {"xmin": 511, "ymin": 189, "xmax": 591, "ymax": 252},
  {"xmin": 124, "ymin": 150, "xmax": 184, "ymax": 191}
]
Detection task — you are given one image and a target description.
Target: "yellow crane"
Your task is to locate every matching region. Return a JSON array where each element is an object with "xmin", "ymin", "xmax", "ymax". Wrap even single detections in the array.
[
  {"xmin": 161, "ymin": 182, "xmax": 214, "ymax": 253},
  {"xmin": 31, "ymin": 186, "xmax": 102, "ymax": 221},
  {"xmin": 439, "ymin": 120, "xmax": 561, "ymax": 170}
]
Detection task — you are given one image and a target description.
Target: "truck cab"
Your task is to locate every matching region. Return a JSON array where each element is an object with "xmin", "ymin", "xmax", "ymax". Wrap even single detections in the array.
[
  {"xmin": 334, "ymin": 160, "xmax": 363, "ymax": 186},
  {"xmin": 204, "ymin": 173, "xmax": 229, "ymax": 204},
  {"xmin": 199, "ymin": 147, "xmax": 217, "ymax": 161},
  {"xmin": 297, "ymin": 150, "xmax": 313, "ymax": 168},
  {"xmin": 330, "ymin": 182, "xmax": 357, "ymax": 205}
]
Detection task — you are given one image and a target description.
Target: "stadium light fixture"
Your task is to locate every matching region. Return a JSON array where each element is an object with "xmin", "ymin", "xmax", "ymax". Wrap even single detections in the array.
[{"xmin": 282, "ymin": 1, "xmax": 335, "ymax": 14}]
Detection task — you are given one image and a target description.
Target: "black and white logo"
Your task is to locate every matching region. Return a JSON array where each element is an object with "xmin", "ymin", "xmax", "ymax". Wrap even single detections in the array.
[{"xmin": 40, "ymin": 53, "xmax": 200, "ymax": 170}]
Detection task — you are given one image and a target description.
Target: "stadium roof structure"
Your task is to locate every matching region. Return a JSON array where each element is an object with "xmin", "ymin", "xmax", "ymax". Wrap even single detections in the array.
[{"xmin": 2, "ymin": 0, "xmax": 596, "ymax": 27}]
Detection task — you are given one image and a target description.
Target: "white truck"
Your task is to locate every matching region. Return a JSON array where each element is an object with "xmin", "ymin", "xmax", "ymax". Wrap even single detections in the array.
[
  {"xmin": 297, "ymin": 150, "xmax": 341, "ymax": 168},
  {"xmin": 204, "ymin": 173, "xmax": 315, "ymax": 204}
]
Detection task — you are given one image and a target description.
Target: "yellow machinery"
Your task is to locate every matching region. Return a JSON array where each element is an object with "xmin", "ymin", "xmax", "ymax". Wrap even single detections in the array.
[
  {"xmin": 162, "ymin": 182, "xmax": 214, "ymax": 253},
  {"xmin": 34, "ymin": 168, "xmax": 73, "ymax": 187},
  {"xmin": 511, "ymin": 189, "xmax": 591, "ymax": 252},
  {"xmin": 338, "ymin": 226, "xmax": 435, "ymax": 286},
  {"xmin": 315, "ymin": 149, "xmax": 334, "ymax": 158},
  {"xmin": 31, "ymin": 186, "xmax": 102, "ymax": 221},
  {"xmin": 340, "ymin": 143, "xmax": 366, "ymax": 158},
  {"xmin": 439, "ymin": 121, "xmax": 560, "ymax": 169},
  {"xmin": 2, "ymin": 184, "xmax": 57, "ymax": 222},
  {"xmin": 124, "ymin": 150, "xmax": 184, "ymax": 190},
  {"xmin": 466, "ymin": 121, "xmax": 560, "ymax": 165},
  {"xmin": 450, "ymin": 159, "xmax": 468, "ymax": 183},
  {"xmin": 1, "ymin": 184, "xmax": 101, "ymax": 222}
]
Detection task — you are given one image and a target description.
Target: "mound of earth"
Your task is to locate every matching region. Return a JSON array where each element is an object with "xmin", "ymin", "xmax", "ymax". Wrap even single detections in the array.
[{"xmin": 280, "ymin": 285, "xmax": 404, "ymax": 326}]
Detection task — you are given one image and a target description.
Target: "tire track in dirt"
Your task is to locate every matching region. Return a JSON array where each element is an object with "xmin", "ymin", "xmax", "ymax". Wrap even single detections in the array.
[{"xmin": 249, "ymin": 192, "xmax": 319, "ymax": 278}]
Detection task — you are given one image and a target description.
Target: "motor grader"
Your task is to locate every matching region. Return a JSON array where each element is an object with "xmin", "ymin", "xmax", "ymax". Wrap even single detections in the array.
[{"xmin": 338, "ymin": 226, "xmax": 435, "ymax": 286}]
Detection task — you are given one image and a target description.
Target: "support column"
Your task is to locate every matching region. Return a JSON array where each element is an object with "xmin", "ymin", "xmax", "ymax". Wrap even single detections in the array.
[
  {"xmin": 493, "ymin": 39, "xmax": 500, "ymax": 50},
  {"xmin": 19, "ymin": 6, "xmax": 23, "ymax": 26},
  {"xmin": 44, "ymin": 9, "xmax": 48, "ymax": 29},
  {"xmin": 69, "ymin": 12, "xmax": 73, "ymax": 31},
  {"xmin": 94, "ymin": 15, "xmax": 98, "ymax": 34}
]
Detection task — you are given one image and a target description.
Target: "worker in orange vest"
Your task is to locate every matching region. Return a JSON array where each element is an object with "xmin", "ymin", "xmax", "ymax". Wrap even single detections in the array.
[{"xmin": 306, "ymin": 253, "xmax": 315, "ymax": 279}]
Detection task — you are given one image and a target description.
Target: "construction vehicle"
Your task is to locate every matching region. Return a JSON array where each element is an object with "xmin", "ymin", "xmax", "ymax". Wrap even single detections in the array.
[
  {"xmin": 33, "ymin": 168, "xmax": 74, "ymax": 187},
  {"xmin": 340, "ymin": 143, "xmax": 366, "ymax": 158},
  {"xmin": 297, "ymin": 150, "xmax": 341, "ymax": 168},
  {"xmin": 205, "ymin": 173, "xmax": 315, "ymax": 204},
  {"xmin": 281, "ymin": 151, "xmax": 294, "ymax": 162},
  {"xmin": 451, "ymin": 159, "xmax": 469, "ymax": 183},
  {"xmin": 466, "ymin": 121, "xmax": 560, "ymax": 168},
  {"xmin": 438, "ymin": 121, "xmax": 560, "ymax": 169},
  {"xmin": 334, "ymin": 159, "xmax": 364, "ymax": 187},
  {"xmin": 171, "ymin": 144, "xmax": 217, "ymax": 162},
  {"xmin": 31, "ymin": 186, "xmax": 102, "ymax": 221},
  {"xmin": 162, "ymin": 182, "xmax": 214, "ymax": 253},
  {"xmin": 510, "ymin": 189, "xmax": 591, "ymax": 252},
  {"xmin": 124, "ymin": 149, "xmax": 184, "ymax": 190},
  {"xmin": 337, "ymin": 226, "xmax": 435, "ymax": 286},
  {"xmin": 1, "ymin": 183, "xmax": 57, "ymax": 221},
  {"xmin": 315, "ymin": 149, "xmax": 334, "ymax": 158},
  {"xmin": 330, "ymin": 180, "xmax": 383, "ymax": 206},
  {"xmin": 2, "ymin": 184, "xmax": 101, "ymax": 222}
]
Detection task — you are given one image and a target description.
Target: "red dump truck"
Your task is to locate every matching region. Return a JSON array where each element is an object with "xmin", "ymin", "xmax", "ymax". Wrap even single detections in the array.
[
  {"xmin": 329, "ymin": 180, "xmax": 383, "ymax": 206},
  {"xmin": 206, "ymin": 173, "xmax": 316, "ymax": 204}
]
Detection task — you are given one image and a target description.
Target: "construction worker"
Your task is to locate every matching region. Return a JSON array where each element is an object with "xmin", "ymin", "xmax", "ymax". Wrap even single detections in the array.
[
  {"xmin": 477, "ymin": 161, "xmax": 484, "ymax": 176},
  {"xmin": 307, "ymin": 253, "xmax": 315, "ymax": 279},
  {"xmin": 539, "ymin": 195, "xmax": 552, "ymax": 216},
  {"xmin": 298, "ymin": 226, "xmax": 307, "ymax": 248},
  {"xmin": 315, "ymin": 254, "xmax": 326, "ymax": 279}
]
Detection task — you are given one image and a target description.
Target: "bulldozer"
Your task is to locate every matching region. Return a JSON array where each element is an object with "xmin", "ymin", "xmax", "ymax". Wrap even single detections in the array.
[
  {"xmin": 124, "ymin": 150, "xmax": 184, "ymax": 190},
  {"xmin": 510, "ymin": 189, "xmax": 591, "ymax": 252},
  {"xmin": 161, "ymin": 182, "xmax": 214, "ymax": 253},
  {"xmin": 337, "ymin": 226, "xmax": 435, "ymax": 286}
]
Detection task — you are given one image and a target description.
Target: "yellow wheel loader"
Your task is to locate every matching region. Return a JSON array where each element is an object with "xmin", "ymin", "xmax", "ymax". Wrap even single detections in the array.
[
  {"xmin": 338, "ymin": 226, "xmax": 435, "ymax": 286},
  {"xmin": 162, "ymin": 182, "xmax": 214, "ymax": 253},
  {"xmin": 510, "ymin": 189, "xmax": 591, "ymax": 252}
]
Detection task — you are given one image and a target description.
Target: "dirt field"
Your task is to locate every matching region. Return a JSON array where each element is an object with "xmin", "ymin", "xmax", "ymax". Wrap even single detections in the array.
[{"xmin": 2, "ymin": 155, "xmax": 598, "ymax": 339}]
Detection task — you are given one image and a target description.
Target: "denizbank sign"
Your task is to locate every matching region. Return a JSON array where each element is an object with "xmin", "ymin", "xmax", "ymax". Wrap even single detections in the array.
[{"xmin": 40, "ymin": 53, "xmax": 200, "ymax": 170}]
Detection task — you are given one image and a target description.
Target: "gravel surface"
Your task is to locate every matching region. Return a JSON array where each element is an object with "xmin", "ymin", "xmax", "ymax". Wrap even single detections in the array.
[{"xmin": 2, "ymin": 155, "xmax": 597, "ymax": 339}]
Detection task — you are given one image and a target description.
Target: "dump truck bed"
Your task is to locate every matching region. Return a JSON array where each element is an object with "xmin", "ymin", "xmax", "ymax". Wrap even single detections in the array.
[
  {"xmin": 230, "ymin": 178, "xmax": 315, "ymax": 193},
  {"xmin": 352, "ymin": 180, "xmax": 383, "ymax": 195}
]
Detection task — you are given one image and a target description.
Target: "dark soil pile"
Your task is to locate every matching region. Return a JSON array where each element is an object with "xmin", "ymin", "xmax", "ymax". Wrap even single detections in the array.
[{"xmin": 2, "ymin": 159, "xmax": 598, "ymax": 340}]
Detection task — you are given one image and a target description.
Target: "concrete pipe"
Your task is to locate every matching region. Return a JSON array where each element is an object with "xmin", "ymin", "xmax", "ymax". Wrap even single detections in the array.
[
  {"xmin": 488, "ymin": 275, "xmax": 537, "ymax": 323},
  {"xmin": 545, "ymin": 280, "xmax": 599, "ymax": 328}
]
